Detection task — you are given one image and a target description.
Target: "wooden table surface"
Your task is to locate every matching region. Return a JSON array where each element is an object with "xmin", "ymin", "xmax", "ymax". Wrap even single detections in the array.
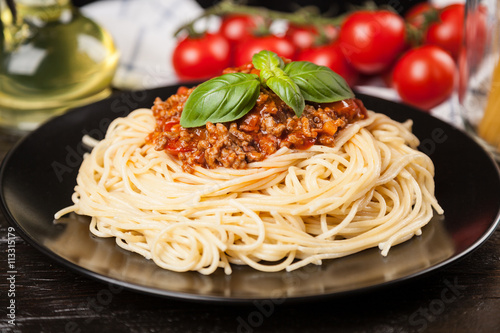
[{"xmin": 0, "ymin": 129, "xmax": 499, "ymax": 333}]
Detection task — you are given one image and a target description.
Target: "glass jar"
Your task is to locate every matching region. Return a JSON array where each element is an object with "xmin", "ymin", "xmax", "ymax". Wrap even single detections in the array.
[
  {"xmin": 0, "ymin": 0, "xmax": 119, "ymax": 132},
  {"xmin": 459, "ymin": 0, "xmax": 500, "ymax": 162}
]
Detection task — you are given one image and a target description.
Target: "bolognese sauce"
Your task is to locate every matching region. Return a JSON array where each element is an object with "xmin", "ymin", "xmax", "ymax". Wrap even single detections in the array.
[{"xmin": 148, "ymin": 64, "xmax": 367, "ymax": 173}]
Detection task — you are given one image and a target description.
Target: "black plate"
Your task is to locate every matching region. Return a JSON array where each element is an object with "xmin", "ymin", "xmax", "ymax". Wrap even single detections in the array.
[{"xmin": 1, "ymin": 86, "xmax": 499, "ymax": 303}]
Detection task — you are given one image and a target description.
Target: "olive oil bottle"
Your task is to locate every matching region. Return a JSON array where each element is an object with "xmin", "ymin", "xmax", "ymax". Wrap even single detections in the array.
[{"xmin": 0, "ymin": 0, "xmax": 119, "ymax": 131}]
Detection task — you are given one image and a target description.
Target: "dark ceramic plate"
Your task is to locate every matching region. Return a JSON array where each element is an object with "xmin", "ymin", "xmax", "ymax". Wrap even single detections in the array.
[{"xmin": 1, "ymin": 86, "xmax": 499, "ymax": 303}]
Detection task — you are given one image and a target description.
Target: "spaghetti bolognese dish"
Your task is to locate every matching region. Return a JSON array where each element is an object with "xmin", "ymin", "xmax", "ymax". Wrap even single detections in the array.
[{"xmin": 55, "ymin": 51, "xmax": 443, "ymax": 275}]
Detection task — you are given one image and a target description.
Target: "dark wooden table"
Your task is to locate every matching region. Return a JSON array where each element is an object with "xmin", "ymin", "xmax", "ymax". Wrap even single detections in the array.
[{"xmin": 0, "ymin": 130, "xmax": 499, "ymax": 333}]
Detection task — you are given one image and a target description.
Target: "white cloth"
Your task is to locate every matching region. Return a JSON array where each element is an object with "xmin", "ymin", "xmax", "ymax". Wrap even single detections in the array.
[{"xmin": 81, "ymin": 0, "xmax": 204, "ymax": 90}]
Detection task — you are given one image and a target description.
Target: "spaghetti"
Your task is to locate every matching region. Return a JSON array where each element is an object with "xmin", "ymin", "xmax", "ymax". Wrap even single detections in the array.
[{"xmin": 55, "ymin": 107, "xmax": 443, "ymax": 275}]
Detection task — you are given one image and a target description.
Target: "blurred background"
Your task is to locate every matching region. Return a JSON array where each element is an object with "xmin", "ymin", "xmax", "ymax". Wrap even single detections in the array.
[
  {"xmin": 5, "ymin": 0, "xmax": 500, "ymax": 161},
  {"xmin": 71, "ymin": 0, "xmax": 435, "ymax": 91},
  {"xmin": 69, "ymin": 0, "xmax": 461, "ymax": 119},
  {"xmin": 73, "ymin": 0, "xmax": 425, "ymax": 14}
]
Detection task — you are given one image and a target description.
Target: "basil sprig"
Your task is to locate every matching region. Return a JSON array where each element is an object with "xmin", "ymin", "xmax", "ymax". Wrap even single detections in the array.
[{"xmin": 180, "ymin": 50, "xmax": 354, "ymax": 128}]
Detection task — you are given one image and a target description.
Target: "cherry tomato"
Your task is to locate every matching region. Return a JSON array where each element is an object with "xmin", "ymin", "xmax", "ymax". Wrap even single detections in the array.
[
  {"xmin": 286, "ymin": 23, "xmax": 339, "ymax": 50},
  {"xmin": 392, "ymin": 45, "xmax": 456, "ymax": 110},
  {"xmin": 172, "ymin": 33, "xmax": 231, "ymax": 81},
  {"xmin": 323, "ymin": 24, "xmax": 339, "ymax": 41},
  {"xmin": 286, "ymin": 24, "xmax": 320, "ymax": 50},
  {"xmin": 338, "ymin": 10, "xmax": 406, "ymax": 75},
  {"xmin": 405, "ymin": 2, "xmax": 437, "ymax": 28},
  {"xmin": 234, "ymin": 35, "xmax": 296, "ymax": 66},
  {"xmin": 297, "ymin": 41, "xmax": 358, "ymax": 86},
  {"xmin": 425, "ymin": 4, "xmax": 464, "ymax": 60},
  {"xmin": 219, "ymin": 14, "xmax": 262, "ymax": 45}
]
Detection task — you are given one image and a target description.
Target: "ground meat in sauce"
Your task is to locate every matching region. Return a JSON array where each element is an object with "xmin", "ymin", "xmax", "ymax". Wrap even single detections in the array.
[{"xmin": 147, "ymin": 64, "xmax": 368, "ymax": 173}]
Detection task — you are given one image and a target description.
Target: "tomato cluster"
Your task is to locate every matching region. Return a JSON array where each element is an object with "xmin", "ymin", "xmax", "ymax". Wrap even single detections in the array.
[
  {"xmin": 172, "ymin": 2, "xmax": 479, "ymax": 111},
  {"xmin": 172, "ymin": 13, "xmax": 352, "ymax": 84},
  {"xmin": 388, "ymin": 2, "xmax": 464, "ymax": 110}
]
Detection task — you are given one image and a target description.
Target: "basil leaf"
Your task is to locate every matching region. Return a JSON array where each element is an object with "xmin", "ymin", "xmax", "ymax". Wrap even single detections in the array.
[
  {"xmin": 267, "ymin": 75, "xmax": 305, "ymax": 117},
  {"xmin": 284, "ymin": 61, "xmax": 354, "ymax": 103},
  {"xmin": 252, "ymin": 50, "xmax": 285, "ymax": 81},
  {"xmin": 180, "ymin": 73, "xmax": 260, "ymax": 128}
]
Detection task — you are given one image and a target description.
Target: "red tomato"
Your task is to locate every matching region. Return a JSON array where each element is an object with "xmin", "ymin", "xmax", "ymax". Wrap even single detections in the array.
[
  {"xmin": 297, "ymin": 41, "xmax": 358, "ymax": 86},
  {"xmin": 392, "ymin": 45, "xmax": 456, "ymax": 110},
  {"xmin": 286, "ymin": 24, "xmax": 320, "ymax": 50},
  {"xmin": 219, "ymin": 14, "xmax": 262, "ymax": 45},
  {"xmin": 405, "ymin": 2, "xmax": 437, "ymax": 28},
  {"xmin": 172, "ymin": 33, "xmax": 231, "ymax": 81},
  {"xmin": 323, "ymin": 24, "xmax": 339, "ymax": 41},
  {"xmin": 425, "ymin": 4, "xmax": 464, "ymax": 59},
  {"xmin": 338, "ymin": 10, "xmax": 406, "ymax": 75},
  {"xmin": 286, "ymin": 23, "xmax": 339, "ymax": 50},
  {"xmin": 234, "ymin": 35, "xmax": 296, "ymax": 66}
]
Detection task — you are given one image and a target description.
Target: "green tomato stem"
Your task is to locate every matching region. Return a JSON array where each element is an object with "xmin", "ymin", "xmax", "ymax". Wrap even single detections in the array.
[{"xmin": 174, "ymin": 0, "xmax": 345, "ymax": 38}]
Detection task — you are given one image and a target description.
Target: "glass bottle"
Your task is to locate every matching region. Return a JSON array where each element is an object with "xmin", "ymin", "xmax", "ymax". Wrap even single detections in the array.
[
  {"xmin": 0, "ymin": 0, "xmax": 119, "ymax": 131},
  {"xmin": 459, "ymin": 0, "xmax": 500, "ymax": 162}
]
